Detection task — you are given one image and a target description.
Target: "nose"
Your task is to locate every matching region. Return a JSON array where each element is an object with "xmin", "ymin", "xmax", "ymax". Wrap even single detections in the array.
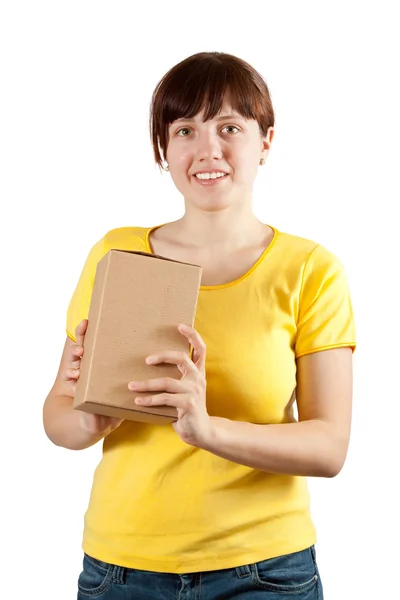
[{"xmin": 195, "ymin": 131, "xmax": 223, "ymax": 162}]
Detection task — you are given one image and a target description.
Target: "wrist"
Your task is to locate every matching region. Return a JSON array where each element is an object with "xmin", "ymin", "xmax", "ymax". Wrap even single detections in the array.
[{"xmin": 199, "ymin": 416, "xmax": 226, "ymax": 452}]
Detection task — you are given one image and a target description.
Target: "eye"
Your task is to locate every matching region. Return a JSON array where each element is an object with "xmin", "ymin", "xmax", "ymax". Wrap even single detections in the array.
[
  {"xmin": 176, "ymin": 127, "xmax": 192, "ymax": 136},
  {"xmin": 221, "ymin": 125, "xmax": 240, "ymax": 134}
]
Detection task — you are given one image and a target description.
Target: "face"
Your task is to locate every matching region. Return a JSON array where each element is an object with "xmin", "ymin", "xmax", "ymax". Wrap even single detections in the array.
[{"xmin": 165, "ymin": 96, "xmax": 274, "ymax": 212}]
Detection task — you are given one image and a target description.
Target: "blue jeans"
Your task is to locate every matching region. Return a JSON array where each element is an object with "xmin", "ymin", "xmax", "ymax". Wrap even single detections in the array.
[{"xmin": 77, "ymin": 546, "xmax": 323, "ymax": 599}]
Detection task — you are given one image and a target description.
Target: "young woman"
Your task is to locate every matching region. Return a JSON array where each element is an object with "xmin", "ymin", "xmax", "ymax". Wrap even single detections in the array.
[{"xmin": 43, "ymin": 51, "xmax": 356, "ymax": 599}]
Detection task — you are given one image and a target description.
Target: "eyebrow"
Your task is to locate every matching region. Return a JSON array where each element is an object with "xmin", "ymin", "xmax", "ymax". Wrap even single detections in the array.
[{"xmin": 174, "ymin": 114, "xmax": 244, "ymax": 123}]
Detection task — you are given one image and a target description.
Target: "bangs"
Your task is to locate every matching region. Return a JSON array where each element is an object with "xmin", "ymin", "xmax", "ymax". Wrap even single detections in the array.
[{"xmin": 162, "ymin": 63, "xmax": 263, "ymax": 124}]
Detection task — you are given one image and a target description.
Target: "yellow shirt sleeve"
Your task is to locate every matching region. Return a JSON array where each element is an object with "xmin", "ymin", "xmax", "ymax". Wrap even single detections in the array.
[
  {"xmin": 66, "ymin": 237, "xmax": 105, "ymax": 342},
  {"xmin": 295, "ymin": 244, "xmax": 356, "ymax": 358}
]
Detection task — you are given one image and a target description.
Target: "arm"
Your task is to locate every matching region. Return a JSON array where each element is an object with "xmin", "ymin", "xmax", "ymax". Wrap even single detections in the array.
[{"xmin": 203, "ymin": 347, "xmax": 353, "ymax": 477}]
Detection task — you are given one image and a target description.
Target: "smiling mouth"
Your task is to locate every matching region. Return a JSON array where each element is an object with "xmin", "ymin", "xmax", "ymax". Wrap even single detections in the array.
[
  {"xmin": 192, "ymin": 174, "xmax": 229, "ymax": 187},
  {"xmin": 194, "ymin": 172, "xmax": 228, "ymax": 181},
  {"xmin": 192, "ymin": 172, "xmax": 230, "ymax": 188}
]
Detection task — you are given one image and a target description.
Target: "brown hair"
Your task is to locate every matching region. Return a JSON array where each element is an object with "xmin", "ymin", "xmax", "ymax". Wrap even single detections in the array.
[{"xmin": 149, "ymin": 52, "xmax": 275, "ymax": 169}]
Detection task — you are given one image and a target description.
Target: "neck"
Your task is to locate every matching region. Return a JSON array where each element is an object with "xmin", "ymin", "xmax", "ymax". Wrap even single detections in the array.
[{"xmin": 174, "ymin": 202, "xmax": 266, "ymax": 250}]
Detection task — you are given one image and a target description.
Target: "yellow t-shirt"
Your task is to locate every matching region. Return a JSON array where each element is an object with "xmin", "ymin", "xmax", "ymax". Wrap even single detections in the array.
[{"xmin": 66, "ymin": 224, "xmax": 356, "ymax": 573}]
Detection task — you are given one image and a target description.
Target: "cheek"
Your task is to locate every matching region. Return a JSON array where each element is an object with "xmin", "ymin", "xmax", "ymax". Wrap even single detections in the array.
[
  {"xmin": 233, "ymin": 146, "xmax": 259, "ymax": 176},
  {"xmin": 167, "ymin": 145, "xmax": 192, "ymax": 171}
]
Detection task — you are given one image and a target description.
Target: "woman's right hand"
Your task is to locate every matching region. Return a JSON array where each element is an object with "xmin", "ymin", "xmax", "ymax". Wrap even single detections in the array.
[{"xmin": 64, "ymin": 319, "xmax": 123, "ymax": 438}]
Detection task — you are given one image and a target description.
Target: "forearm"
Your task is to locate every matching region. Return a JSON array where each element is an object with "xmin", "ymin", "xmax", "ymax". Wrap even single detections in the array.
[
  {"xmin": 43, "ymin": 395, "xmax": 104, "ymax": 451},
  {"xmin": 203, "ymin": 417, "xmax": 347, "ymax": 477}
]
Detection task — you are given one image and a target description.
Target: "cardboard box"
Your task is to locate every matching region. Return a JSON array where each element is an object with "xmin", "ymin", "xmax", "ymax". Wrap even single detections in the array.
[{"xmin": 73, "ymin": 250, "xmax": 202, "ymax": 424}]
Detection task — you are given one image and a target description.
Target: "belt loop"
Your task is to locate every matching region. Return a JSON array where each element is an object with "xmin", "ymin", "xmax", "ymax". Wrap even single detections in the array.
[
  {"xmin": 112, "ymin": 565, "xmax": 126, "ymax": 584},
  {"xmin": 235, "ymin": 564, "xmax": 251, "ymax": 578}
]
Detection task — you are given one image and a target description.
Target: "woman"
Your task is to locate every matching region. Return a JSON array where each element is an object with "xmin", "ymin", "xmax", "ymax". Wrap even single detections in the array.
[{"xmin": 43, "ymin": 51, "xmax": 356, "ymax": 599}]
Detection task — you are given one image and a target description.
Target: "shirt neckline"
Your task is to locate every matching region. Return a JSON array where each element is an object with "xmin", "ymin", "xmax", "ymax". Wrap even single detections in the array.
[{"xmin": 144, "ymin": 222, "xmax": 279, "ymax": 291}]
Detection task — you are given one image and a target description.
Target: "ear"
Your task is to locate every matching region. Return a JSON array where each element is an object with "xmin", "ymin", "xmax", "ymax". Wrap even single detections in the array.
[{"xmin": 260, "ymin": 126, "xmax": 274, "ymax": 162}]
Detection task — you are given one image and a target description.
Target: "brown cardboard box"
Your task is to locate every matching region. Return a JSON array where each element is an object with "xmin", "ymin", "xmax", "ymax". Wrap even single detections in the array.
[{"xmin": 73, "ymin": 250, "xmax": 202, "ymax": 424}]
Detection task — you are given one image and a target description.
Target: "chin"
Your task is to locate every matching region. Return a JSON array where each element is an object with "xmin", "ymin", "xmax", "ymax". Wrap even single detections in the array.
[{"xmin": 193, "ymin": 196, "xmax": 234, "ymax": 212}]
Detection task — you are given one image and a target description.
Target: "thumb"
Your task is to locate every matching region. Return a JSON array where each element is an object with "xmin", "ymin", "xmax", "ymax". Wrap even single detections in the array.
[
  {"xmin": 75, "ymin": 319, "xmax": 88, "ymax": 346},
  {"xmin": 179, "ymin": 324, "xmax": 206, "ymax": 375}
]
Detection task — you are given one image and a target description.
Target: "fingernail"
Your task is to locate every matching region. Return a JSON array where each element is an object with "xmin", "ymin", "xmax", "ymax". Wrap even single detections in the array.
[
  {"xmin": 128, "ymin": 382, "xmax": 138, "ymax": 390},
  {"xmin": 146, "ymin": 356, "xmax": 155, "ymax": 364}
]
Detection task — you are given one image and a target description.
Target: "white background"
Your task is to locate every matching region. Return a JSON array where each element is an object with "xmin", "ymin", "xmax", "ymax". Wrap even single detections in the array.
[{"xmin": 1, "ymin": 2, "xmax": 399, "ymax": 599}]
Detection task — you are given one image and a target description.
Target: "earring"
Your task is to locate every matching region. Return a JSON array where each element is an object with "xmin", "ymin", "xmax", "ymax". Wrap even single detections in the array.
[
  {"xmin": 259, "ymin": 158, "xmax": 265, "ymax": 166},
  {"xmin": 164, "ymin": 164, "xmax": 170, "ymax": 172}
]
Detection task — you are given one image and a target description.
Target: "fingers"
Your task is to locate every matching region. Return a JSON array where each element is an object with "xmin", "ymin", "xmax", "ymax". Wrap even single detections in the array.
[
  {"xmin": 70, "ymin": 319, "xmax": 87, "ymax": 368},
  {"xmin": 64, "ymin": 320, "xmax": 87, "ymax": 385},
  {"xmin": 70, "ymin": 344, "xmax": 83, "ymax": 367},
  {"xmin": 64, "ymin": 367, "xmax": 80, "ymax": 380},
  {"xmin": 135, "ymin": 393, "xmax": 177, "ymax": 407},
  {"xmin": 134, "ymin": 392, "xmax": 201, "ymax": 410},
  {"xmin": 128, "ymin": 377, "xmax": 187, "ymax": 394},
  {"xmin": 61, "ymin": 366, "xmax": 79, "ymax": 391},
  {"xmin": 145, "ymin": 350, "xmax": 198, "ymax": 376}
]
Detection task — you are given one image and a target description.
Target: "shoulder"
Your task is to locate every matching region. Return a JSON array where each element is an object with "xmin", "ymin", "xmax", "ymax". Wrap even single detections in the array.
[
  {"xmin": 78, "ymin": 225, "xmax": 155, "ymax": 274},
  {"xmin": 102, "ymin": 225, "xmax": 152, "ymax": 252},
  {"xmin": 274, "ymin": 227, "xmax": 344, "ymax": 271},
  {"xmin": 66, "ymin": 225, "xmax": 156, "ymax": 340}
]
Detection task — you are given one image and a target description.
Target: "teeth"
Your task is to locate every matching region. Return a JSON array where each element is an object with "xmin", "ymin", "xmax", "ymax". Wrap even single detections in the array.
[{"xmin": 195, "ymin": 172, "xmax": 226, "ymax": 180}]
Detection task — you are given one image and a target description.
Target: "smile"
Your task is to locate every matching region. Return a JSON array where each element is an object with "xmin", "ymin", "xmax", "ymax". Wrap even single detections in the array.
[
  {"xmin": 195, "ymin": 172, "xmax": 227, "ymax": 180},
  {"xmin": 193, "ymin": 172, "xmax": 229, "ymax": 186}
]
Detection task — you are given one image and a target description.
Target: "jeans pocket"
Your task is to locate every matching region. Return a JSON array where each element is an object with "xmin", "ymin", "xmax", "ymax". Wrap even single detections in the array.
[
  {"xmin": 252, "ymin": 547, "xmax": 319, "ymax": 593},
  {"xmin": 77, "ymin": 554, "xmax": 113, "ymax": 597}
]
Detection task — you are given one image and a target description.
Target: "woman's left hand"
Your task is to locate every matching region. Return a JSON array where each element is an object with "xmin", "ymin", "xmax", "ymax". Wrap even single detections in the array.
[{"xmin": 128, "ymin": 324, "xmax": 212, "ymax": 447}]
